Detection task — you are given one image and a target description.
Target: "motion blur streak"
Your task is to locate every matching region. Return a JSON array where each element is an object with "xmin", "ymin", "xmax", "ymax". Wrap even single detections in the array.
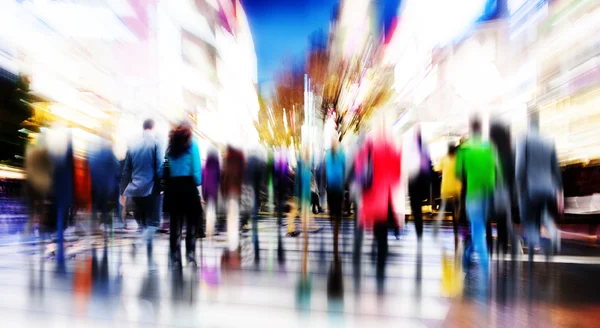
[{"xmin": 0, "ymin": 0, "xmax": 599, "ymax": 327}]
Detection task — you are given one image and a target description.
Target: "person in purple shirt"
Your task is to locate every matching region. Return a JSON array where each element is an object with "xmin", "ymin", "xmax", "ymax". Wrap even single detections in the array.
[{"xmin": 203, "ymin": 147, "xmax": 221, "ymax": 239}]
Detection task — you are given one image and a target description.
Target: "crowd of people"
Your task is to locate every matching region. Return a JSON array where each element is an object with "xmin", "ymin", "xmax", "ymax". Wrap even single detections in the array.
[{"xmin": 22, "ymin": 114, "xmax": 564, "ymax": 294}]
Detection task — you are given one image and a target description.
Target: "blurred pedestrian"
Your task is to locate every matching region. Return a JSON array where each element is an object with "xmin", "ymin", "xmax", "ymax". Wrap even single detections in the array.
[
  {"xmin": 325, "ymin": 135, "xmax": 345, "ymax": 299},
  {"xmin": 456, "ymin": 117, "xmax": 501, "ymax": 269},
  {"xmin": 316, "ymin": 154, "xmax": 326, "ymax": 213},
  {"xmin": 221, "ymin": 145, "xmax": 245, "ymax": 255},
  {"xmin": 246, "ymin": 146, "xmax": 266, "ymax": 262},
  {"xmin": 489, "ymin": 121, "xmax": 518, "ymax": 256},
  {"xmin": 310, "ymin": 171, "xmax": 321, "ymax": 214},
  {"xmin": 24, "ymin": 135, "xmax": 53, "ymax": 238},
  {"xmin": 434, "ymin": 143, "xmax": 462, "ymax": 243},
  {"xmin": 202, "ymin": 147, "xmax": 220, "ymax": 239},
  {"xmin": 325, "ymin": 136, "xmax": 345, "ymax": 263},
  {"xmin": 46, "ymin": 122, "xmax": 75, "ymax": 272},
  {"xmin": 408, "ymin": 129, "xmax": 431, "ymax": 240},
  {"xmin": 355, "ymin": 128, "xmax": 401, "ymax": 293},
  {"xmin": 273, "ymin": 148, "xmax": 289, "ymax": 262},
  {"xmin": 163, "ymin": 122, "xmax": 202, "ymax": 267},
  {"xmin": 120, "ymin": 119, "xmax": 163, "ymax": 268},
  {"xmin": 516, "ymin": 114, "xmax": 562, "ymax": 262},
  {"xmin": 89, "ymin": 133, "xmax": 119, "ymax": 237}
]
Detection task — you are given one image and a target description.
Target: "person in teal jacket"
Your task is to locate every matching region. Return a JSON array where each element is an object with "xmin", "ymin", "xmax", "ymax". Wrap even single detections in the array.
[{"xmin": 163, "ymin": 122, "xmax": 202, "ymax": 267}]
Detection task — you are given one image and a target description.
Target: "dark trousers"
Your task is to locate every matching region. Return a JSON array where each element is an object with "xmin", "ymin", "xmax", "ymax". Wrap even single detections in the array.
[
  {"xmin": 373, "ymin": 222, "xmax": 388, "ymax": 292},
  {"xmin": 170, "ymin": 212, "xmax": 198, "ymax": 262},
  {"xmin": 487, "ymin": 211, "xmax": 509, "ymax": 255},
  {"xmin": 327, "ymin": 188, "xmax": 343, "ymax": 261},
  {"xmin": 252, "ymin": 187, "xmax": 260, "ymax": 261},
  {"xmin": 276, "ymin": 187, "xmax": 286, "ymax": 262},
  {"xmin": 133, "ymin": 195, "xmax": 158, "ymax": 261},
  {"xmin": 133, "ymin": 195, "xmax": 159, "ymax": 228},
  {"xmin": 409, "ymin": 174, "xmax": 429, "ymax": 239}
]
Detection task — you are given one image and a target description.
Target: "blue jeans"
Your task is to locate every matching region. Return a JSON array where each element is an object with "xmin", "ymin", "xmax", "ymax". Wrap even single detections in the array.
[{"xmin": 466, "ymin": 197, "xmax": 490, "ymax": 264}]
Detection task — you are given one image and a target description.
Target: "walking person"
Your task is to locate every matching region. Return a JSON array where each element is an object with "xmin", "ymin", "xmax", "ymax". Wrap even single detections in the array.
[
  {"xmin": 488, "ymin": 121, "xmax": 518, "ymax": 256},
  {"xmin": 273, "ymin": 148, "xmax": 290, "ymax": 262},
  {"xmin": 221, "ymin": 145, "xmax": 245, "ymax": 259},
  {"xmin": 455, "ymin": 117, "xmax": 501, "ymax": 271},
  {"xmin": 408, "ymin": 129, "xmax": 431, "ymax": 241},
  {"xmin": 325, "ymin": 136, "xmax": 346, "ymax": 299},
  {"xmin": 89, "ymin": 132, "xmax": 120, "ymax": 238},
  {"xmin": 163, "ymin": 122, "xmax": 202, "ymax": 267},
  {"xmin": 46, "ymin": 122, "xmax": 75, "ymax": 272},
  {"xmin": 202, "ymin": 147, "xmax": 220, "ymax": 240},
  {"xmin": 246, "ymin": 146, "xmax": 266, "ymax": 263},
  {"xmin": 120, "ymin": 119, "xmax": 163, "ymax": 268},
  {"xmin": 516, "ymin": 114, "xmax": 563, "ymax": 263},
  {"xmin": 434, "ymin": 143, "xmax": 462, "ymax": 244},
  {"xmin": 355, "ymin": 124, "xmax": 401, "ymax": 294}
]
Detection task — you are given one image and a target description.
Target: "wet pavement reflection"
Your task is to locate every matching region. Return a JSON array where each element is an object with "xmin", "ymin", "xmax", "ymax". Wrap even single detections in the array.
[{"xmin": 0, "ymin": 218, "xmax": 599, "ymax": 327}]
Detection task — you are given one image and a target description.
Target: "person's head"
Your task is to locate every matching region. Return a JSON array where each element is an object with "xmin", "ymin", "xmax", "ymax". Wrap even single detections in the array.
[
  {"xmin": 529, "ymin": 111, "xmax": 540, "ymax": 132},
  {"xmin": 448, "ymin": 142, "xmax": 458, "ymax": 156},
  {"xmin": 331, "ymin": 132, "xmax": 339, "ymax": 151},
  {"xmin": 470, "ymin": 116, "xmax": 482, "ymax": 136},
  {"xmin": 490, "ymin": 121, "xmax": 510, "ymax": 150},
  {"xmin": 143, "ymin": 119, "xmax": 155, "ymax": 131},
  {"xmin": 167, "ymin": 122, "xmax": 192, "ymax": 158}
]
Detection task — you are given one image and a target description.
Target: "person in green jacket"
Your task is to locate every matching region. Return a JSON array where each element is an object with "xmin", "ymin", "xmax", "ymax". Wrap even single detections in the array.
[{"xmin": 456, "ymin": 117, "xmax": 502, "ymax": 267}]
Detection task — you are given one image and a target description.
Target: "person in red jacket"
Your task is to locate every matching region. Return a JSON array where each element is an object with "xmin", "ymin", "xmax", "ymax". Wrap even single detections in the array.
[{"xmin": 354, "ymin": 129, "xmax": 401, "ymax": 293}]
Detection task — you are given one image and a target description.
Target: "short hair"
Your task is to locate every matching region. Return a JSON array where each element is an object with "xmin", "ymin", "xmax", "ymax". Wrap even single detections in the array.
[
  {"xmin": 470, "ymin": 117, "xmax": 482, "ymax": 134},
  {"xmin": 143, "ymin": 119, "xmax": 155, "ymax": 130}
]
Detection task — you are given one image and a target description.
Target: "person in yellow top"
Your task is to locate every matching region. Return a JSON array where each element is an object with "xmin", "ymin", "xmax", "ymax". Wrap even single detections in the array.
[{"xmin": 435, "ymin": 143, "xmax": 462, "ymax": 241}]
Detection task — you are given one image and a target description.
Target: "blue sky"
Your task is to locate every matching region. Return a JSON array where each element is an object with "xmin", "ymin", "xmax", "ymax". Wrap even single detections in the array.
[{"xmin": 243, "ymin": 0, "xmax": 402, "ymax": 94}]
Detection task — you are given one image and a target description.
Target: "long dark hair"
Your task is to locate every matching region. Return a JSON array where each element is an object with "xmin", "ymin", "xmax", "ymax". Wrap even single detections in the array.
[{"xmin": 167, "ymin": 123, "xmax": 192, "ymax": 159}]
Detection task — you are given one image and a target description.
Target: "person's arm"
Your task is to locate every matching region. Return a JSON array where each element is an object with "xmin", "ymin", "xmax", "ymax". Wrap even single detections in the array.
[
  {"xmin": 192, "ymin": 142, "xmax": 202, "ymax": 186},
  {"xmin": 455, "ymin": 147, "xmax": 464, "ymax": 183},
  {"xmin": 493, "ymin": 146, "xmax": 504, "ymax": 185},
  {"xmin": 120, "ymin": 151, "xmax": 132, "ymax": 195},
  {"xmin": 514, "ymin": 140, "xmax": 525, "ymax": 194},
  {"xmin": 551, "ymin": 147, "xmax": 564, "ymax": 213},
  {"xmin": 155, "ymin": 141, "xmax": 164, "ymax": 180}
]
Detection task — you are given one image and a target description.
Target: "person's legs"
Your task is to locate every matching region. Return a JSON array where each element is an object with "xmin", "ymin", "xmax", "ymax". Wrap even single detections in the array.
[
  {"xmin": 497, "ymin": 211, "xmax": 508, "ymax": 255},
  {"xmin": 227, "ymin": 197, "xmax": 240, "ymax": 252},
  {"xmin": 327, "ymin": 189, "xmax": 343, "ymax": 261},
  {"xmin": 353, "ymin": 219, "xmax": 363, "ymax": 292},
  {"xmin": 170, "ymin": 213, "xmax": 182, "ymax": 263},
  {"xmin": 524, "ymin": 196, "xmax": 542, "ymax": 263},
  {"xmin": 409, "ymin": 180, "xmax": 423, "ymax": 239},
  {"xmin": 142, "ymin": 195, "xmax": 158, "ymax": 265},
  {"xmin": 185, "ymin": 208, "xmax": 197, "ymax": 263},
  {"xmin": 252, "ymin": 189, "xmax": 260, "ymax": 262},
  {"xmin": 434, "ymin": 198, "xmax": 447, "ymax": 237},
  {"xmin": 541, "ymin": 196, "xmax": 560, "ymax": 254},
  {"xmin": 374, "ymin": 221, "xmax": 388, "ymax": 293},
  {"xmin": 206, "ymin": 198, "xmax": 216, "ymax": 238},
  {"xmin": 466, "ymin": 198, "xmax": 489, "ymax": 264},
  {"xmin": 486, "ymin": 218, "xmax": 493, "ymax": 255},
  {"xmin": 287, "ymin": 197, "xmax": 298, "ymax": 235},
  {"xmin": 452, "ymin": 197, "xmax": 460, "ymax": 247}
]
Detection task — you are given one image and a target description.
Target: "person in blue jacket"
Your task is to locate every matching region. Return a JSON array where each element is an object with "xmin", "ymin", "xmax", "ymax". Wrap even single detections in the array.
[{"xmin": 163, "ymin": 121, "xmax": 202, "ymax": 267}]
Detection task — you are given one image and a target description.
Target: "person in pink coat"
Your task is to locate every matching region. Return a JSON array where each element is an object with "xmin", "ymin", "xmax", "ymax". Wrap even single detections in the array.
[{"xmin": 354, "ymin": 130, "xmax": 401, "ymax": 293}]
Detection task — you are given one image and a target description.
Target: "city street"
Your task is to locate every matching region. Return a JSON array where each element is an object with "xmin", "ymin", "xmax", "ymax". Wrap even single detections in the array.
[{"xmin": 0, "ymin": 215, "xmax": 598, "ymax": 327}]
